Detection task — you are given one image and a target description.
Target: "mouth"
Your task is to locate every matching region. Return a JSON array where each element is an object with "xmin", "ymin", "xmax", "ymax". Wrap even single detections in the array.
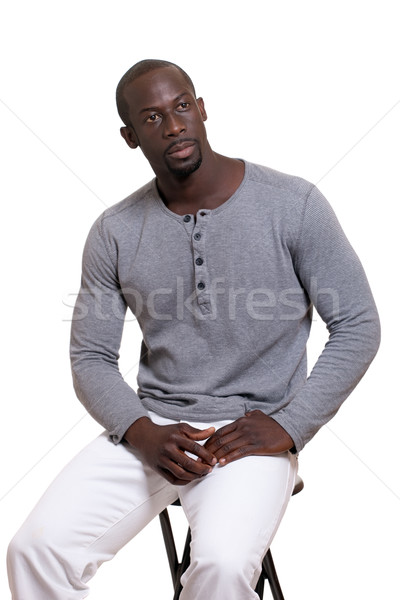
[{"xmin": 166, "ymin": 140, "xmax": 196, "ymax": 159}]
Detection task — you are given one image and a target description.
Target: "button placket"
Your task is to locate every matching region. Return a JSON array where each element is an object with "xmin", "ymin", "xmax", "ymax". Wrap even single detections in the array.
[{"xmin": 192, "ymin": 209, "xmax": 211, "ymax": 311}]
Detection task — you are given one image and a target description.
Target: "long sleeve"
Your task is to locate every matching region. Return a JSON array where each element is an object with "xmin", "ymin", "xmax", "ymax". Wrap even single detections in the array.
[
  {"xmin": 271, "ymin": 185, "xmax": 381, "ymax": 451},
  {"xmin": 70, "ymin": 215, "xmax": 149, "ymax": 444}
]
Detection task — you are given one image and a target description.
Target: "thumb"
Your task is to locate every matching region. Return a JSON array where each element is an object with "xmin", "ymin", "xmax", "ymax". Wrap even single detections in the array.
[{"xmin": 184, "ymin": 425, "xmax": 216, "ymax": 440}]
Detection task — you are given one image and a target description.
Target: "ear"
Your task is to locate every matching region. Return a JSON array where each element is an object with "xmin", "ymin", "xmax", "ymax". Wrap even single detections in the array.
[
  {"xmin": 196, "ymin": 97, "xmax": 207, "ymax": 122},
  {"xmin": 120, "ymin": 126, "xmax": 140, "ymax": 149}
]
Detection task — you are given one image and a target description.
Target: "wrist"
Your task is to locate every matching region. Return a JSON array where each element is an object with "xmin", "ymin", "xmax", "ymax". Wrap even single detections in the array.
[
  {"xmin": 124, "ymin": 416, "xmax": 155, "ymax": 449},
  {"xmin": 269, "ymin": 417, "xmax": 295, "ymax": 452}
]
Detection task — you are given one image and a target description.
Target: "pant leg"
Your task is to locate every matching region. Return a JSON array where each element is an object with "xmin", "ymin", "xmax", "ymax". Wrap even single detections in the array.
[
  {"xmin": 178, "ymin": 426, "xmax": 298, "ymax": 600},
  {"xmin": 7, "ymin": 430, "xmax": 178, "ymax": 600}
]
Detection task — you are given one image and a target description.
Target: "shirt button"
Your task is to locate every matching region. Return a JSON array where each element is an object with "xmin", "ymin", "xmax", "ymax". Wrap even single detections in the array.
[
  {"xmin": 195, "ymin": 257, "xmax": 203, "ymax": 266},
  {"xmin": 183, "ymin": 215, "xmax": 191, "ymax": 223},
  {"xmin": 194, "ymin": 232, "xmax": 201, "ymax": 241},
  {"xmin": 197, "ymin": 282, "xmax": 205, "ymax": 290}
]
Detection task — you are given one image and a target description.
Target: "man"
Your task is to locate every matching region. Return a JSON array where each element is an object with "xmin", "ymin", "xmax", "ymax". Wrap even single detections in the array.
[{"xmin": 7, "ymin": 59, "xmax": 380, "ymax": 599}]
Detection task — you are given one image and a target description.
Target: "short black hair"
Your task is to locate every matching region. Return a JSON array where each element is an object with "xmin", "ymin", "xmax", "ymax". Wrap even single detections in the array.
[{"xmin": 116, "ymin": 59, "xmax": 196, "ymax": 126}]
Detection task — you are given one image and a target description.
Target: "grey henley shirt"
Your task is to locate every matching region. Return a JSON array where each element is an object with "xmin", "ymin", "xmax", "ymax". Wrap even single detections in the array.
[{"xmin": 70, "ymin": 161, "xmax": 380, "ymax": 451}]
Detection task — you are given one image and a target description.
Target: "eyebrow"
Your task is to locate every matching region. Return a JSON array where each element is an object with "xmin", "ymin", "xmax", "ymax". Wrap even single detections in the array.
[{"xmin": 139, "ymin": 92, "xmax": 191, "ymax": 114}]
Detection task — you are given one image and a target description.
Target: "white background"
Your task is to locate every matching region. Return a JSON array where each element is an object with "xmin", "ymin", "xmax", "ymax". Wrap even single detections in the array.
[{"xmin": 1, "ymin": 1, "xmax": 399, "ymax": 598}]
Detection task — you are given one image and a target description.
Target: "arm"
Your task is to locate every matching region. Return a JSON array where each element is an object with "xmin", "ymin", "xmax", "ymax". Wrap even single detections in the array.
[
  {"xmin": 70, "ymin": 215, "xmax": 148, "ymax": 443},
  {"xmin": 207, "ymin": 185, "xmax": 380, "ymax": 462},
  {"xmin": 272, "ymin": 185, "xmax": 380, "ymax": 451}
]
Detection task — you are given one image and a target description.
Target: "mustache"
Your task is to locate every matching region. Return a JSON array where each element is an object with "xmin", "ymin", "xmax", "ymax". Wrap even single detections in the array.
[{"xmin": 164, "ymin": 138, "xmax": 198, "ymax": 156}]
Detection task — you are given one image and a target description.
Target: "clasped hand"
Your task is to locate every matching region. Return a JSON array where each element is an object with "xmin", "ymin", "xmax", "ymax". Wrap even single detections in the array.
[
  {"xmin": 204, "ymin": 410, "xmax": 294, "ymax": 465},
  {"xmin": 125, "ymin": 410, "xmax": 293, "ymax": 486},
  {"xmin": 125, "ymin": 417, "xmax": 217, "ymax": 486}
]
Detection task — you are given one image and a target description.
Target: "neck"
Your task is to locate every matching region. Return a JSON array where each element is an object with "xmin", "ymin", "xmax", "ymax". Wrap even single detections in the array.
[{"xmin": 155, "ymin": 149, "xmax": 244, "ymax": 216}]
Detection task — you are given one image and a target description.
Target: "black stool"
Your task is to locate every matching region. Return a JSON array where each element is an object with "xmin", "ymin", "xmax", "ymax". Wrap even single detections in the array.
[{"xmin": 159, "ymin": 475, "xmax": 304, "ymax": 599}]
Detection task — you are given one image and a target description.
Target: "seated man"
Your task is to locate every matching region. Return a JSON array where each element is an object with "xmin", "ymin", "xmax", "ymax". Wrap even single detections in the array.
[{"xmin": 7, "ymin": 59, "xmax": 380, "ymax": 599}]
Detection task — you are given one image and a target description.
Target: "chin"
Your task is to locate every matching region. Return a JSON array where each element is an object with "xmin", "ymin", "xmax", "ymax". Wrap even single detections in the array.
[{"xmin": 167, "ymin": 155, "xmax": 203, "ymax": 178}]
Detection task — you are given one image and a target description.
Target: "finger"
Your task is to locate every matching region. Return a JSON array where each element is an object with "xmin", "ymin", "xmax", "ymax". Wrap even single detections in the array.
[
  {"xmin": 218, "ymin": 445, "xmax": 253, "ymax": 466},
  {"xmin": 204, "ymin": 422, "xmax": 238, "ymax": 450},
  {"xmin": 161, "ymin": 441, "xmax": 215, "ymax": 476},
  {"xmin": 181, "ymin": 438, "xmax": 217, "ymax": 466},
  {"xmin": 204, "ymin": 429, "xmax": 243, "ymax": 458},
  {"xmin": 158, "ymin": 466, "xmax": 197, "ymax": 486},
  {"xmin": 177, "ymin": 450, "xmax": 215, "ymax": 475},
  {"xmin": 182, "ymin": 425, "xmax": 216, "ymax": 441},
  {"xmin": 208, "ymin": 421, "xmax": 237, "ymax": 440},
  {"xmin": 161, "ymin": 454, "xmax": 212, "ymax": 480}
]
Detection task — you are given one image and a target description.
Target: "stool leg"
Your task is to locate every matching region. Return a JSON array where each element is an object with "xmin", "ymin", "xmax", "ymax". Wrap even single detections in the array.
[
  {"xmin": 255, "ymin": 571, "xmax": 265, "ymax": 599},
  {"xmin": 159, "ymin": 510, "xmax": 192, "ymax": 600},
  {"xmin": 159, "ymin": 509, "xmax": 179, "ymax": 587},
  {"xmin": 262, "ymin": 549, "xmax": 285, "ymax": 600},
  {"xmin": 173, "ymin": 529, "xmax": 191, "ymax": 600}
]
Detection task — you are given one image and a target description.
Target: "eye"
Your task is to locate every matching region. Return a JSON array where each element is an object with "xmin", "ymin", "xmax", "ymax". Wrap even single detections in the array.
[
  {"xmin": 145, "ymin": 114, "xmax": 161, "ymax": 123},
  {"xmin": 177, "ymin": 102, "xmax": 190, "ymax": 111}
]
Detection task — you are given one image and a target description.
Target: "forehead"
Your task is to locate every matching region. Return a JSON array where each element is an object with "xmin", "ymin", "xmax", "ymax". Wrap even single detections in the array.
[{"xmin": 124, "ymin": 67, "xmax": 194, "ymax": 118}]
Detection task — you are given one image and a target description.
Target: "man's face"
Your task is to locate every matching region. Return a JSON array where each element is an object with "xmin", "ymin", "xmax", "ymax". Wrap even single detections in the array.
[{"xmin": 121, "ymin": 67, "xmax": 208, "ymax": 178}]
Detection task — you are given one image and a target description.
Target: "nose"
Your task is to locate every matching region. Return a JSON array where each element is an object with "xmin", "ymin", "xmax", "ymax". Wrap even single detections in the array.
[{"xmin": 164, "ymin": 113, "xmax": 186, "ymax": 137}]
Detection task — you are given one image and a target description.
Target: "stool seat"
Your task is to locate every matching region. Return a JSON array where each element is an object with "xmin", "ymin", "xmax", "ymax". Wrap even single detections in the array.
[
  {"xmin": 292, "ymin": 474, "xmax": 304, "ymax": 496},
  {"xmin": 159, "ymin": 474, "xmax": 304, "ymax": 599}
]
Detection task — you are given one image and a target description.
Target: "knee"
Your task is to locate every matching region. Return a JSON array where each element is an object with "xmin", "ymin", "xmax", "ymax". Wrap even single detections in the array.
[
  {"xmin": 7, "ymin": 523, "xmax": 44, "ymax": 573},
  {"xmin": 7, "ymin": 518, "xmax": 69, "ymax": 574},
  {"xmin": 7, "ymin": 527, "xmax": 29, "ymax": 568},
  {"xmin": 7, "ymin": 521, "xmax": 86, "ymax": 596},
  {"xmin": 191, "ymin": 541, "xmax": 256, "ymax": 583},
  {"xmin": 7, "ymin": 526, "xmax": 34, "ymax": 590},
  {"xmin": 181, "ymin": 543, "xmax": 260, "ymax": 599}
]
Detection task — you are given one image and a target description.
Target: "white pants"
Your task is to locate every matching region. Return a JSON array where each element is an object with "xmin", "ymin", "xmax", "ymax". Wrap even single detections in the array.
[{"xmin": 7, "ymin": 413, "xmax": 298, "ymax": 600}]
